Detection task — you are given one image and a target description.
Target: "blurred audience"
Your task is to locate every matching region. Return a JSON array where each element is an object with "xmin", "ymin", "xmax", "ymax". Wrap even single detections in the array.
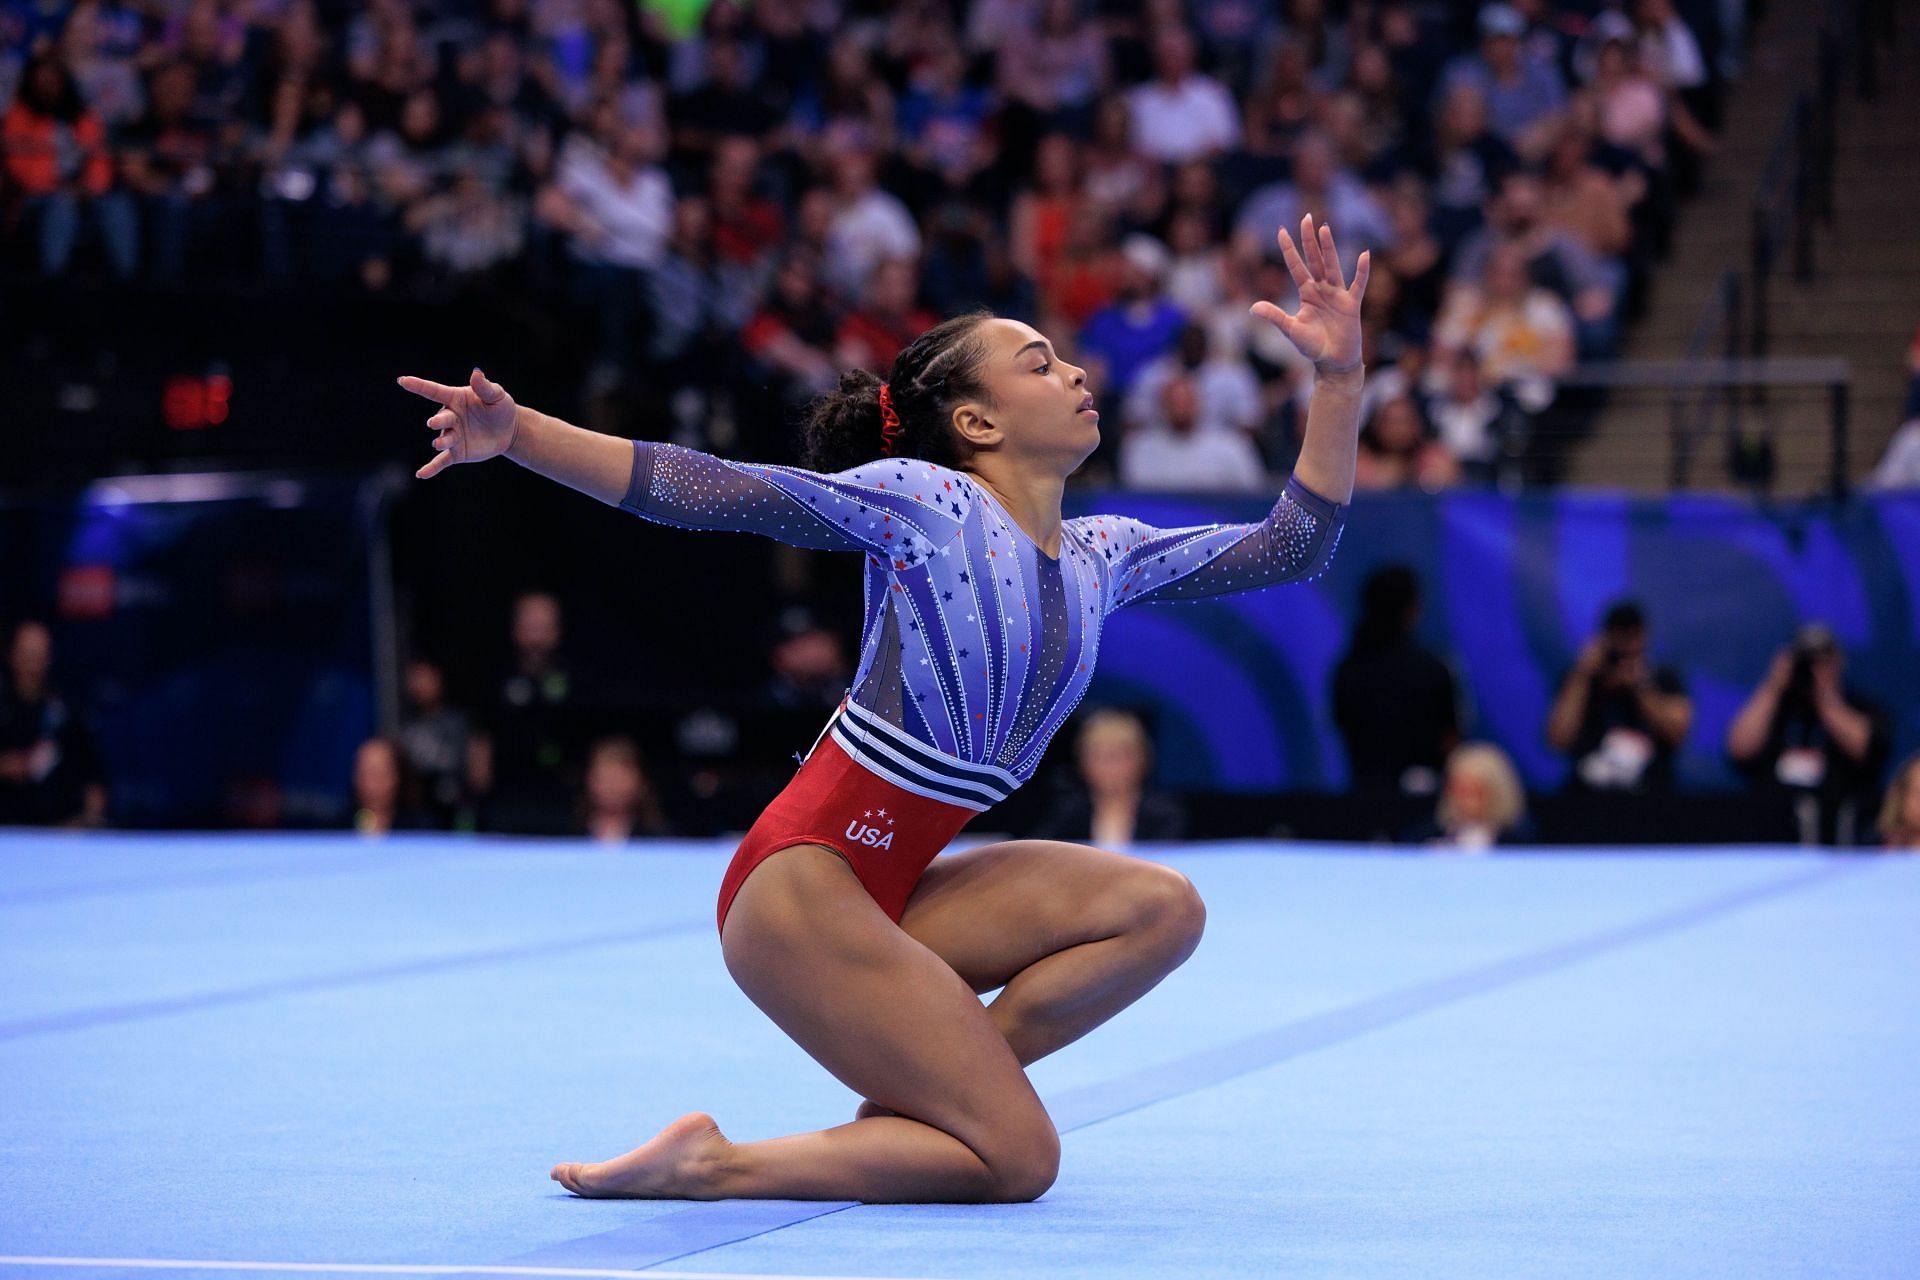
[
  {"xmin": 0, "ymin": 620, "xmax": 108, "ymax": 827},
  {"xmin": 1332, "ymin": 566, "xmax": 1460, "ymax": 798},
  {"xmin": 1726, "ymin": 623, "xmax": 1890, "ymax": 845},
  {"xmin": 1029, "ymin": 708, "xmax": 1186, "ymax": 847},
  {"xmin": 0, "ymin": 0, "xmax": 1717, "ymax": 494},
  {"xmin": 1548, "ymin": 600, "xmax": 1692, "ymax": 793},
  {"xmin": 578, "ymin": 734, "xmax": 672, "ymax": 843}
]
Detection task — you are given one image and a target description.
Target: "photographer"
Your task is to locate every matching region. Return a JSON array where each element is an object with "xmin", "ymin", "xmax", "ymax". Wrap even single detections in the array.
[
  {"xmin": 1546, "ymin": 601, "xmax": 1691, "ymax": 794},
  {"xmin": 1726, "ymin": 623, "xmax": 1890, "ymax": 845}
]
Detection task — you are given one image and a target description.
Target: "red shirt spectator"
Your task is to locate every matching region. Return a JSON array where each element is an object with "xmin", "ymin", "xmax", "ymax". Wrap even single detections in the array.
[{"xmin": 3, "ymin": 56, "xmax": 114, "ymax": 197}]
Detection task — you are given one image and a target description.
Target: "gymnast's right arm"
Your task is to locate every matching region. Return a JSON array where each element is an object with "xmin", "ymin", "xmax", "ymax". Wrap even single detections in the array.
[{"xmin": 397, "ymin": 368, "xmax": 963, "ymax": 555}]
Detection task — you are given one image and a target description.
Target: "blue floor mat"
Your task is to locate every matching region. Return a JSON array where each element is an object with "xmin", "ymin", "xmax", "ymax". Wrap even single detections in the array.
[{"xmin": 2, "ymin": 834, "xmax": 1914, "ymax": 1278}]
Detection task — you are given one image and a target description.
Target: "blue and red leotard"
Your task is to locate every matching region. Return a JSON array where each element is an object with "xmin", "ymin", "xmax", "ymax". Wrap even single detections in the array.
[{"xmin": 617, "ymin": 442, "xmax": 1346, "ymax": 932}]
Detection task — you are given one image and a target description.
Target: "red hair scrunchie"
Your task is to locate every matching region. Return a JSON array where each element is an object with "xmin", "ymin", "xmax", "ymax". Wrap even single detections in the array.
[{"xmin": 877, "ymin": 382, "xmax": 903, "ymax": 457}]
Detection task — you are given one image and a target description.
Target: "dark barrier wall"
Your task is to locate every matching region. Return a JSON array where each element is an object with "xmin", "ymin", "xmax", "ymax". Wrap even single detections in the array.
[
  {"xmin": 1071, "ymin": 489, "xmax": 1920, "ymax": 793},
  {"xmin": 1, "ymin": 473, "xmax": 382, "ymax": 827}
]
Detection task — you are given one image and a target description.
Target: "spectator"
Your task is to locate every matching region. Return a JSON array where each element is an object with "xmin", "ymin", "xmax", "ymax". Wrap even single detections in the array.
[
  {"xmin": 896, "ymin": 34, "xmax": 994, "ymax": 191},
  {"xmin": 647, "ymin": 194, "xmax": 724, "ymax": 370},
  {"xmin": 396, "ymin": 657, "xmax": 472, "ymax": 831},
  {"xmin": 1539, "ymin": 118, "xmax": 1634, "ymax": 261},
  {"xmin": 1241, "ymin": 36, "xmax": 1321, "ymax": 158},
  {"xmin": 1866, "ymin": 331, "xmax": 1920, "ymax": 489},
  {"xmin": 1410, "ymin": 79, "xmax": 1518, "ymax": 248},
  {"xmin": 1877, "ymin": 754, "xmax": 1920, "ymax": 851},
  {"xmin": 706, "ymin": 135, "xmax": 784, "ymax": 276},
  {"xmin": 1450, "ymin": 170, "xmax": 1622, "ymax": 357},
  {"xmin": 837, "ymin": 257, "xmax": 938, "ymax": 376},
  {"xmin": 405, "ymin": 169, "xmax": 527, "ymax": 280},
  {"xmin": 1163, "ymin": 205, "xmax": 1227, "ymax": 314},
  {"xmin": 1379, "ymin": 177, "xmax": 1446, "ymax": 329},
  {"xmin": 578, "ymin": 735, "xmax": 672, "ymax": 843},
  {"xmin": 0, "ymin": 620, "xmax": 108, "ymax": 828},
  {"xmin": 820, "ymin": 145, "xmax": 920, "ymax": 301},
  {"xmin": 349, "ymin": 736, "xmax": 429, "ymax": 836},
  {"xmin": 1547, "ymin": 601, "xmax": 1692, "ymax": 793},
  {"xmin": 1332, "ymin": 566, "xmax": 1460, "ymax": 797},
  {"xmin": 1868, "ymin": 418, "xmax": 1920, "ymax": 491},
  {"xmin": 1029, "ymin": 709, "xmax": 1186, "ymax": 847},
  {"xmin": 539, "ymin": 115, "xmax": 673, "ymax": 383},
  {"xmin": 1726, "ymin": 623, "xmax": 1891, "ymax": 845},
  {"xmin": 1423, "ymin": 347, "xmax": 1518, "ymax": 481},
  {"xmin": 668, "ymin": 34, "xmax": 785, "ymax": 172},
  {"xmin": 3, "ymin": 51, "xmax": 136, "ymax": 279},
  {"xmin": 476, "ymin": 590, "xmax": 579, "ymax": 834},
  {"xmin": 1432, "ymin": 242, "xmax": 1576, "ymax": 412},
  {"xmin": 1078, "ymin": 233, "xmax": 1185, "ymax": 403},
  {"xmin": 1353, "ymin": 393, "xmax": 1459, "ymax": 491},
  {"xmin": 1128, "ymin": 322, "xmax": 1258, "ymax": 435},
  {"xmin": 998, "ymin": 0, "xmax": 1110, "ymax": 131},
  {"xmin": 789, "ymin": 34, "xmax": 896, "ymax": 161},
  {"xmin": 1411, "ymin": 742, "xmax": 1531, "ymax": 850},
  {"xmin": 1584, "ymin": 15, "xmax": 1712, "ymax": 169},
  {"xmin": 763, "ymin": 605, "xmax": 852, "ymax": 712},
  {"xmin": 58, "ymin": 0, "xmax": 145, "ymax": 129},
  {"xmin": 1119, "ymin": 373, "xmax": 1267, "ymax": 492},
  {"xmin": 1082, "ymin": 92, "xmax": 1153, "ymax": 214},
  {"xmin": 1126, "ymin": 26, "xmax": 1239, "ymax": 164},
  {"xmin": 1233, "ymin": 130, "xmax": 1393, "ymax": 280},
  {"xmin": 1008, "ymin": 133, "xmax": 1083, "ymax": 299},
  {"xmin": 1435, "ymin": 3, "xmax": 1567, "ymax": 161},
  {"xmin": 740, "ymin": 249, "xmax": 841, "ymax": 446}
]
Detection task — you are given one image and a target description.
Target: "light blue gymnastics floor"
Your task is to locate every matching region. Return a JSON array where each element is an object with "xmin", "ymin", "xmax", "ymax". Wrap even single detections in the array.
[{"xmin": 2, "ymin": 832, "xmax": 1916, "ymax": 1280}]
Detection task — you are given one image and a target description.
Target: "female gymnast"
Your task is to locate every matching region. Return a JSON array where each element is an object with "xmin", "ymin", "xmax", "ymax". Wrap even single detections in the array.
[{"xmin": 398, "ymin": 215, "xmax": 1368, "ymax": 1204}]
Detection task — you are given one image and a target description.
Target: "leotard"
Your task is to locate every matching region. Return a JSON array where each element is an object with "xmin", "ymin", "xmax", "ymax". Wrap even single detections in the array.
[{"xmin": 617, "ymin": 441, "xmax": 1346, "ymax": 929}]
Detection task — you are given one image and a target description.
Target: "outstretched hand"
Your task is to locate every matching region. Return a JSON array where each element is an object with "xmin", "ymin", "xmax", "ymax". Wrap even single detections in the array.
[
  {"xmin": 1249, "ymin": 214, "xmax": 1370, "ymax": 372},
  {"xmin": 397, "ymin": 368, "xmax": 518, "ymax": 479}
]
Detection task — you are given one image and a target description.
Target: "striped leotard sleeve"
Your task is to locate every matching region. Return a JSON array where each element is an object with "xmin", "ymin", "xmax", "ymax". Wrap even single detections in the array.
[
  {"xmin": 618, "ymin": 441, "xmax": 969, "ymax": 559},
  {"xmin": 1079, "ymin": 474, "xmax": 1346, "ymax": 613}
]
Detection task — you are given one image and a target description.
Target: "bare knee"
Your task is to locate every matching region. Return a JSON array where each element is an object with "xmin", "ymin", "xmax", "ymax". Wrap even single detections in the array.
[
  {"xmin": 979, "ymin": 1121, "xmax": 1061, "ymax": 1202},
  {"xmin": 1130, "ymin": 864, "xmax": 1207, "ymax": 961}
]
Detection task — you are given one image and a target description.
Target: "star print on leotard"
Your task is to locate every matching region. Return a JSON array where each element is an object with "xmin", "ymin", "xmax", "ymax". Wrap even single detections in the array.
[{"xmin": 620, "ymin": 441, "xmax": 1345, "ymax": 811}]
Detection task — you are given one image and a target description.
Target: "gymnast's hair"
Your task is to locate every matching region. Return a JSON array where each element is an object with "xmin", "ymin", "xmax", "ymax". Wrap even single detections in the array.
[{"xmin": 801, "ymin": 310, "xmax": 995, "ymax": 473}]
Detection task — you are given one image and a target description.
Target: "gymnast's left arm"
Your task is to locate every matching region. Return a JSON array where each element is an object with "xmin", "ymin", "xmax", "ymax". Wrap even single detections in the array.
[{"xmin": 1095, "ymin": 214, "xmax": 1365, "ymax": 608}]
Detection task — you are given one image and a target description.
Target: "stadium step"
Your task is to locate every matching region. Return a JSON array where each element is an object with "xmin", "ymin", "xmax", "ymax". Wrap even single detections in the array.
[{"xmin": 1581, "ymin": 0, "xmax": 1920, "ymax": 493}]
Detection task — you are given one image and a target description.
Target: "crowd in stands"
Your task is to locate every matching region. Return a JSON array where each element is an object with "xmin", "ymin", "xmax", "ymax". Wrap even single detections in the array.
[{"xmin": 5, "ymin": 0, "xmax": 1733, "ymax": 489}]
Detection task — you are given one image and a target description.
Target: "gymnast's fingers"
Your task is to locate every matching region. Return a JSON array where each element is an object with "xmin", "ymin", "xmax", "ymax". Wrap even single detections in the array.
[
  {"xmin": 416, "ymin": 448, "xmax": 457, "ymax": 480},
  {"xmin": 397, "ymin": 375, "xmax": 463, "ymax": 406}
]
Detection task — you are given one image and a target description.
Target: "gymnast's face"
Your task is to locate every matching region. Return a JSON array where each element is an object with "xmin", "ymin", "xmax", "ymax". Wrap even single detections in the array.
[{"xmin": 955, "ymin": 318, "xmax": 1101, "ymax": 473}]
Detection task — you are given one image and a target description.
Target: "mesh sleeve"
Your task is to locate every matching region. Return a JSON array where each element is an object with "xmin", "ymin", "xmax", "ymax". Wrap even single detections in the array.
[
  {"xmin": 1084, "ymin": 475, "xmax": 1345, "ymax": 613},
  {"xmin": 618, "ymin": 442, "xmax": 970, "ymax": 561}
]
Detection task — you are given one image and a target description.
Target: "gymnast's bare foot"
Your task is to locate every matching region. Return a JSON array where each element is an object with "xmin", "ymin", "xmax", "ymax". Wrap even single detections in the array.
[{"xmin": 550, "ymin": 1112, "xmax": 734, "ymax": 1199}]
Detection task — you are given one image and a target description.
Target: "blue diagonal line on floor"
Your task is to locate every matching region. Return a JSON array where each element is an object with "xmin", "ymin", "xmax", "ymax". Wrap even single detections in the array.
[{"xmin": 0, "ymin": 917, "xmax": 710, "ymax": 1040}]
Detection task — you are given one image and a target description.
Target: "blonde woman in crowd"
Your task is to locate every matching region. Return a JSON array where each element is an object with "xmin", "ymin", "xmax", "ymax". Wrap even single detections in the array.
[
  {"xmin": 1424, "ymin": 741, "xmax": 1530, "ymax": 851},
  {"xmin": 1878, "ymin": 753, "xmax": 1920, "ymax": 850}
]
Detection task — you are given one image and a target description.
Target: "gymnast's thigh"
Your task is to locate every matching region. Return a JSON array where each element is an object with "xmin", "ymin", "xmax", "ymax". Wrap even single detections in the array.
[
  {"xmin": 718, "ymin": 842, "xmax": 1054, "ymax": 1145},
  {"xmin": 894, "ymin": 839, "xmax": 1201, "ymax": 994}
]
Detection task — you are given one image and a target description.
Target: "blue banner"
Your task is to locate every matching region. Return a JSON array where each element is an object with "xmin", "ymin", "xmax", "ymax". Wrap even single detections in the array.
[{"xmin": 1071, "ymin": 489, "xmax": 1920, "ymax": 792}]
